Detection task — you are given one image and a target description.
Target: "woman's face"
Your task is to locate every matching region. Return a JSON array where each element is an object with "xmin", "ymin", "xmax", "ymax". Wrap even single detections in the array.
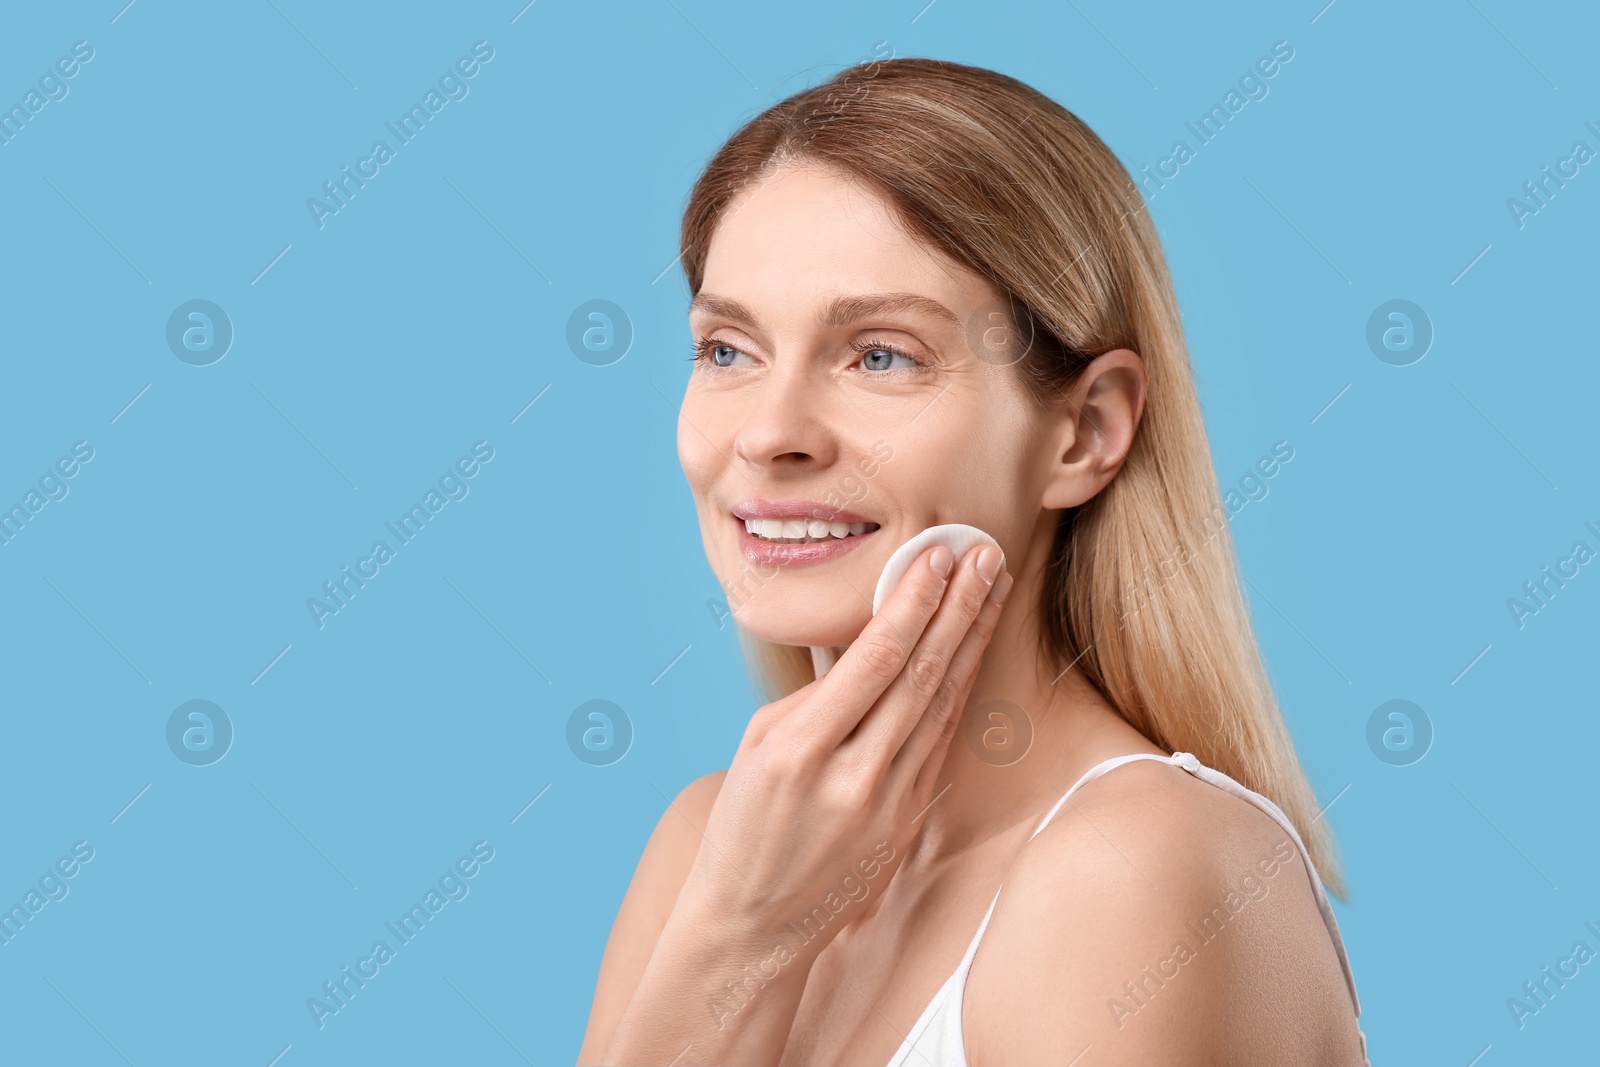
[{"xmin": 679, "ymin": 161, "xmax": 1061, "ymax": 648}]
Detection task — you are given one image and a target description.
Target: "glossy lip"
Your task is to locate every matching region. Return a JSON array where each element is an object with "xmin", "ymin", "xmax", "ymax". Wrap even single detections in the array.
[{"xmin": 731, "ymin": 500, "xmax": 881, "ymax": 568}]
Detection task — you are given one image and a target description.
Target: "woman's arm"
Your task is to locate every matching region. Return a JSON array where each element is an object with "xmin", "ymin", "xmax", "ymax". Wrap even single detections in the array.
[
  {"xmin": 576, "ymin": 769, "xmax": 727, "ymax": 1065},
  {"xmin": 595, "ymin": 875, "xmax": 823, "ymax": 1065},
  {"xmin": 589, "ymin": 543, "xmax": 1012, "ymax": 1065}
]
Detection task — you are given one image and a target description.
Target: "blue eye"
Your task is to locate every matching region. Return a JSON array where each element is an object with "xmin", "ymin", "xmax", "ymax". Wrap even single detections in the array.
[
  {"xmin": 691, "ymin": 336, "xmax": 924, "ymax": 374},
  {"xmin": 853, "ymin": 342, "xmax": 919, "ymax": 372},
  {"xmin": 691, "ymin": 338, "xmax": 752, "ymax": 368}
]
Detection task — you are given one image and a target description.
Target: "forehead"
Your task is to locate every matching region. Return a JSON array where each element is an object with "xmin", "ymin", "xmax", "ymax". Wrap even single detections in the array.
[{"xmin": 698, "ymin": 162, "xmax": 988, "ymax": 312}]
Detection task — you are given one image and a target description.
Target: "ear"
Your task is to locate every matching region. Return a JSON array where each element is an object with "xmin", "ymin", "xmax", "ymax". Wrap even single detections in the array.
[{"xmin": 1040, "ymin": 348, "xmax": 1146, "ymax": 510}]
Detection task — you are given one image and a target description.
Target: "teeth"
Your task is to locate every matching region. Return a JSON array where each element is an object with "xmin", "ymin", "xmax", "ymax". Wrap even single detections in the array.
[{"xmin": 742, "ymin": 517, "xmax": 879, "ymax": 543}]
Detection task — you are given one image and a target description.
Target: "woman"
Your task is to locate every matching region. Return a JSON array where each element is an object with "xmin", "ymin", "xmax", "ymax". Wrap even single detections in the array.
[{"xmin": 579, "ymin": 57, "xmax": 1368, "ymax": 1066}]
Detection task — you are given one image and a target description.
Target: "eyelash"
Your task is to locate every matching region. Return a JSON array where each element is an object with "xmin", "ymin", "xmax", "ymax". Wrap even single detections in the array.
[{"xmin": 688, "ymin": 336, "xmax": 925, "ymax": 374}]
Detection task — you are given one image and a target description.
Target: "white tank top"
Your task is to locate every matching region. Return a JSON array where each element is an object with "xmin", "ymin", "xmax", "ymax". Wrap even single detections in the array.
[{"xmin": 882, "ymin": 751, "xmax": 1370, "ymax": 1066}]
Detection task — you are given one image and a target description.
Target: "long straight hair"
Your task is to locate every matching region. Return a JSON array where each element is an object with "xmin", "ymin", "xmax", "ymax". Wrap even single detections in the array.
[{"xmin": 678, "ymin": 57, "xmax": 1343, "ymax": 896}]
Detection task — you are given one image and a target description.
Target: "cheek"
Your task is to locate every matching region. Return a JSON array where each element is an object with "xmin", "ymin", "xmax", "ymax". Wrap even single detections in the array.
[
  {"xmin": 902, "ymin": 423, "xmax": 1029, "ymax": 529},
  {"xmin": 903, "ymin": 427, "xmax": 994, "ymax": 493},
  {"xmin": 677, "ymin": 405, "xmax": 718, "ymax": 487},
  {"xmin": 678, "ymin": 404, "xmax": 733, "ymax": 553}
]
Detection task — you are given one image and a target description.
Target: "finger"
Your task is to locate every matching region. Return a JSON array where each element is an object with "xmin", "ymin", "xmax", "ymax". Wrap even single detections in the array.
[
  {"xmin": 843, "ymin": 543, "xmax": 1003, "ymax": 768},
  {"xmin": 899, "ymin": 569, "xmax": 1011, "ymax": 800},
  {"xmin": 794, "ymin": 543, "xmax": 955, "ymax": 750}
]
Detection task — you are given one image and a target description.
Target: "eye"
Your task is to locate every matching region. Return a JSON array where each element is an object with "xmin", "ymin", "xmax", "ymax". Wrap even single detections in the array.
[
  {"xmin": 850, "ymin": 339, "xmax": 921, "ymax": 373},
  {"xmin": 691, "ymin": 337, "xmax": 754, "ymax": 369},
  {"xmin": 690, "ymin": 336, "xmax": 926, "ymax": 374}
]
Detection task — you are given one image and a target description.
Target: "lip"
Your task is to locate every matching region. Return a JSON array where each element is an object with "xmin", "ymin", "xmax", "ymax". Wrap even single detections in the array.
[{"xmin": 731, "ymin": 500, "xmax": 881, "ymax": 568}]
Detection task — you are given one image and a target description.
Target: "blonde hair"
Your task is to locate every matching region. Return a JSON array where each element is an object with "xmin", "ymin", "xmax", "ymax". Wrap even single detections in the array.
[{"xmin": 679, "ymin": 57, "xmax": 1343, "ymax": 896}]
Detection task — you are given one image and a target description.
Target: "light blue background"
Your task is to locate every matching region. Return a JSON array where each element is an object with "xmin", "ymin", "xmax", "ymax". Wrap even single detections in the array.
[{"xmin": 1, "ymin": 1, "xmax": 1595, "ymax": 1063}]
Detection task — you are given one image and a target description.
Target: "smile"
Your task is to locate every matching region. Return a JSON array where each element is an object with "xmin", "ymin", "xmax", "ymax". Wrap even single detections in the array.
[
  {"xmin": 742, "ymin": 517, "xmax": 880, "ymax": 543},
  {"xmin": 731, "ymin": 500, "xmax": 882, "ymax": 566}
]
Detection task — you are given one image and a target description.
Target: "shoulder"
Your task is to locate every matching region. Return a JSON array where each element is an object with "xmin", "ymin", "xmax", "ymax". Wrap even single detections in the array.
[
  {"xmin": 665, "ymin": 767, "xmax": 729, "ymax": 828},
  {"xmin": 963, "ymin": 758, "xmax": 1359, "ymax": 1064},
  {"xmin": 576, "ymin": 769, "xmax": 727, "ymax": 1064},
  {"xmin": 624, "ymin": 768, "xmax": 728, "ymax": 926}
]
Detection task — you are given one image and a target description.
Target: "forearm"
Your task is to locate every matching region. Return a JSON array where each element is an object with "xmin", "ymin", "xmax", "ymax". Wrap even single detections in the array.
[{"xmin": 601, "ymin": 895, "xmax": 812, "ymax": 1066}]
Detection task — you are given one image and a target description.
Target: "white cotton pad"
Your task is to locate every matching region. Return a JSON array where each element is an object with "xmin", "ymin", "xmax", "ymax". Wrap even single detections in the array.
[
  {"xmin": 811, "ymin": 523, "xmax": 1004, "ymax": 678},
  {"xmin": 870, "ymin": 524, "xmax": 1004, "ymax": 615}
]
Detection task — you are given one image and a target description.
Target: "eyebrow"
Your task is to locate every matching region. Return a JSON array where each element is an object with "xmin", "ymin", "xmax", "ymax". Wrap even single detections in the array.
[{"xmin": 689, "ymin": 291, "xmax": 964, "ymax": 331}]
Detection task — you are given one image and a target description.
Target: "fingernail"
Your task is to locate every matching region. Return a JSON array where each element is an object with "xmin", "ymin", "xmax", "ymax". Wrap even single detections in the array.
[
  {"xmin": 986, "ymin": 571, "xmax": 1014, "ymax": 606},
  {"xmin": 929, "ymin": 545, "xmax": 954, "ymax": 578},
  {"xmin": 975, "ymin": 546, "xmax": 1002, "ymax": 583}
]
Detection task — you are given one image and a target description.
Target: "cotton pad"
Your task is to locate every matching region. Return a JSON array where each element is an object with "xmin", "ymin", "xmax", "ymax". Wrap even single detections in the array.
[
  {"xmin": 810, "ymin": 523, "xmax": 1003, "ymax": 678},
  {"xmin": 870, "ymin": 523, "xmax": 1003, "ymax": 615}
]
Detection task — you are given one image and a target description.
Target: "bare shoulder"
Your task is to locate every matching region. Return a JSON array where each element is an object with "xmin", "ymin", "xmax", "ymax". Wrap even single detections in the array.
[
  {"xmin": 614, "ymin": 768, "xmax": 729, "ymax": 925},
  {"xmin": 576, "ymin": 769, "xmax": 727, "ymax": 1065},
  {"xmin": 654, "ymin": 768, "xmax": 729, "ymax": 851},
  {"xmin": 963, "ymin": 759, "xmax": 1364, "ymax": 1066}
]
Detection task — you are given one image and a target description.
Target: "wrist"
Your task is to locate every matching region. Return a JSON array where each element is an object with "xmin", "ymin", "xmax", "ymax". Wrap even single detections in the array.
[
  {"xmin": 664, "ymin": 887, "xmax": 816, "ymax": 995},
  {"xmin": 605, "ymin": 890, "xmax": 812, "ymax": 1060}
]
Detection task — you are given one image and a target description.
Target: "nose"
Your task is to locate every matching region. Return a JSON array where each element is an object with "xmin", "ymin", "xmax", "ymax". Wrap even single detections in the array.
[{"xmin": 731, "ymin": 353, "xmax": 839, "ymax": 472}]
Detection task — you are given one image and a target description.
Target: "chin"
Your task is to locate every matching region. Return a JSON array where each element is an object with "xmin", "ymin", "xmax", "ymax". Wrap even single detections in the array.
[{"xmin": 731, "ymin": 595, "xmax": 866, "ymax": 649}]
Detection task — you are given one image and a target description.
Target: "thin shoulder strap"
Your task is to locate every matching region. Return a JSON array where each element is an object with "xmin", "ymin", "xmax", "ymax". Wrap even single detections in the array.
[
  {"xmin": 1024, "ymin": 754, "xmax": 1365, "ymax": 1036},
  {"xmin": 1026, "ymin": 751, "xmax": 1177, "ymax": 842},
  {"xmin": 1000, "ymin": 749, "xmax": 1367, "ymax": 1065},
  {"xmin": 1162, "ymin": 752, "xmax": 1366, "ymax": 1037}
]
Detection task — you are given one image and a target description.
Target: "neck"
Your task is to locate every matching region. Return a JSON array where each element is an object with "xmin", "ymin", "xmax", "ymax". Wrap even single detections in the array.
[{"xmin": 898, "ymin": 535, "xmax": 1163, "ymax": 868}]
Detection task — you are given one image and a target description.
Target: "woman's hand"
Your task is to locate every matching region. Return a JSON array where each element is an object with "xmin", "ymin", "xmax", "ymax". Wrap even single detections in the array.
[
  {"xmin": 683, "ymin": 541, "xmax": 1011, "ymax": 944},
  {"xmin": 599, "ymin": 541, "xmax": 1011, "ymax": 1065}
]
